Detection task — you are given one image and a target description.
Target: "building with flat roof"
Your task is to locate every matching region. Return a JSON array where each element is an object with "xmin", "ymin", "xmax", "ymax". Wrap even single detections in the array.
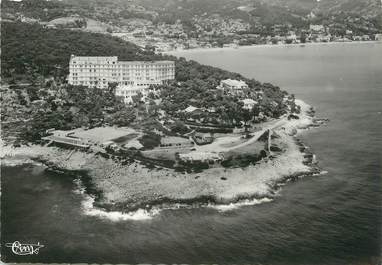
[
  {"xmin": 68, "ymin": 55, "xmax": 175, "ymax": 103},
  {"xmin": 309, "ymin": 24, "xmax": 325, "ymax": 33},
  {"xmin": 241, "ymin": 98, "xmax": 257, "ymax": 110},
  {"xmin": 43, "ymin": 127, "xmax": 138, "ymax": 148},
  {"xmin": 218, "ymin": 79, "xmax": 249, "ymax": 95}
]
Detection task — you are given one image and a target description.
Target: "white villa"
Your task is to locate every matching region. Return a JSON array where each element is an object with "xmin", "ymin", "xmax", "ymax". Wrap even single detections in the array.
[
  {"xmin": 68, "ymin": 55, "xmax": 175, "ymax": 103},
  {"xmin": 218, "ymin": 79, "xmax": 248, "ymax": 95},
  {"xmin": 241, "ymin": 98, "xmax": 257, "ymax": 110},
  {"xmin": 309, "ymin": 24, "xmax": 325, "ymax": 32}
]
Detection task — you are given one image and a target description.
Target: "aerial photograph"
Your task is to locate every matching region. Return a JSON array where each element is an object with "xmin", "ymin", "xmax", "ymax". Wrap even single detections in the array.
[{"xmin": 1, "ymin": 0, "xmax": 381, "ymax": 264}]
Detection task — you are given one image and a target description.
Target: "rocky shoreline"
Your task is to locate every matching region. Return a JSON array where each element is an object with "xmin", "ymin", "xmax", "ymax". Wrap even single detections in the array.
[{"xmin": 1, "ymin": 100, "xmax": 326, "ymax": 214}]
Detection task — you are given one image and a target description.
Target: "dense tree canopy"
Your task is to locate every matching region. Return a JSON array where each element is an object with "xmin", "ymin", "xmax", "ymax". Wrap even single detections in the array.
[
  {"xmin": 18, "ymin": 84, "xmax": 135, "ymax": 142},
  {"xmin": 2, "ymin": 21, "xmax": 293, "ymax": 142},
  {"xmin": 1, "ymin": 22, "xmax": 161, "ymax": 82}
]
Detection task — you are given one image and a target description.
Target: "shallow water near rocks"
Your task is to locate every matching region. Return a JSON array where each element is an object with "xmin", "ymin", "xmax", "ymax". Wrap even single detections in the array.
[{"xmin": 2, "ymin": 42, "xmax": 381, "ymax": 264}]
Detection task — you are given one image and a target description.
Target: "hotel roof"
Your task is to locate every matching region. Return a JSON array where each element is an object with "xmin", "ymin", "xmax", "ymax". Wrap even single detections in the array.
[
  {"xmin": 70, "ymin": 55, "xmax": 174, "ymax": 65},
  {"xmin": 221, "ymin": 79, "xmax": 248, "ymax": 87},
  {"xmin": 70, "ymin": 56, "xmax": 118, "ymax": 62}
]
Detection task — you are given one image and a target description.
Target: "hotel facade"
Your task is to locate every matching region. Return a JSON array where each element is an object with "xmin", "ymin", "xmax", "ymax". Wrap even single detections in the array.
[{"xmin": 68, "ymin": 55, "xmax": 175, "ymax": 102}]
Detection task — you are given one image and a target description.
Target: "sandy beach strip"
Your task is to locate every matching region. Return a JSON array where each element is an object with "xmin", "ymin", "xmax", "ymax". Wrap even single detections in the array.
[{"xmin": 166, "ymin": 40, "xmax": 381, "ymax": 55}]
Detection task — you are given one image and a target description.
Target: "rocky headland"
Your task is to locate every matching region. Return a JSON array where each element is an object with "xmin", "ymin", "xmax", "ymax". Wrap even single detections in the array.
[{"xmin": 1, "ymin": 100, "xmax": 326, "ymax": 216}]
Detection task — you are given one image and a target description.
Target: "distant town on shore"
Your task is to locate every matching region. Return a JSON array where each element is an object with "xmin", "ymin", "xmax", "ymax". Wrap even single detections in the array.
[{"xmin": 2, "ymin": 0, "xmax": 382, "ymax": 52}]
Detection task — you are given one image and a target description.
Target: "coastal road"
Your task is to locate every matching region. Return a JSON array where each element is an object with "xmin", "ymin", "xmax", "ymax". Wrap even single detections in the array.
[{"xmin": 193, "ymin": 116, "xmax": 288, "ymax": 154}]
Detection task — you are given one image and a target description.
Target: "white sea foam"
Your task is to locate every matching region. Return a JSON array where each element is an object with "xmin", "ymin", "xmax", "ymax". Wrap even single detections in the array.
[
  {"xmin": 208, "ymin": 197, "xmax": 273, "ymax": 212},
  {"xmin": 312, "ymin": 154, "xmax": 317, "ymax": 163},
  {"xmin": 72, "ymin": 179, "xmax": 87, "ymax": 195},
  {"xmin": 79, "ymin": 192, "xmax": 274, "ymax": 221},
  {"xmin": 1, "ymin": 158, "xmax": 41, "ymax": 167},
  {"xmin": 81, "ymin": 195, "xmax": 161, "ymax": 221},
  {"xmin": 74, "ymin": 175, "xmax": 276, "ymax": 221},
  {"xmin": 312, "ymin": 170, "xmax": 328, "ymax": 176},
  {"xmin": 73, "ymin": 177, "xmax": 161, "ymax": 221}
]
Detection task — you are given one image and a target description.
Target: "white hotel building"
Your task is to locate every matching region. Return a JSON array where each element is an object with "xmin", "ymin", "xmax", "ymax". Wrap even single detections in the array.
[{"xmin": 68, "ymin": 55, "xmax": 175, "ymax": 102}]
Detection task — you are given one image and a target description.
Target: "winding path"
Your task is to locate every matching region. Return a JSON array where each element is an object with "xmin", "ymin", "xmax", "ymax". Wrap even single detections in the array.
[{"xmin": 192, "ymin": 116, "xmax": 288, "ymax": 154}]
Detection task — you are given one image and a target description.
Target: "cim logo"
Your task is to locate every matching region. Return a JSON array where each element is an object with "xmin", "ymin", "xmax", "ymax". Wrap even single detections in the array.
[{"xmin": 5, "ymin": 241, "xmax": 44, "ymax": 256}]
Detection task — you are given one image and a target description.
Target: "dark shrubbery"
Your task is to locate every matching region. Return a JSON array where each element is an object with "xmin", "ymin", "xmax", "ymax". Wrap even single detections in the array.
[
  {"xmin": 270, "ymin": 145, "xmax": 282, "ymax": 152},
  {"xmin": 138, "ymin": 133, "xmax": 162, "ymax": 150},
  {"xmin": 1, "ymin": 22, "xmax": 161, "ymax": 81},
  {"xmin": 177, "ymin": 160, "xmax": 210, "ymax": 173},
  {"xmin": 192, "ymin": 126, "xmax": 234, "ymax": 134},
  {"xmin": 169, "ymin": 120, "xmax": 191, "ymax": 134},
  {"xmin": 17, "ymin": 84, "xmax": 135, "ymax": 142},
  {"xmin": 221, "ymin": 153, "xmax": 265, "ymax": 168},
  {"xmin": 258, "ymin": 130, "xmax": 270, "ymax": 142}
]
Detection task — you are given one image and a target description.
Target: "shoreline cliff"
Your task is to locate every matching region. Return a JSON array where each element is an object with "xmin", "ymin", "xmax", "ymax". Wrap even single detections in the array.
[{"xmin": 1, "ymin": 99, "xmax": 326, "ymax": 217}]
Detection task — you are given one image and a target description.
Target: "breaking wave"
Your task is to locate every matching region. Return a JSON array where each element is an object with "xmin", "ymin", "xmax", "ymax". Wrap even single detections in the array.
[
  {"xmin": 207, "ymin": 197, "xmax": 273, "ymax": 212},
  {"xmin": 79, "ymin": 195, "xmax": 274, "ymax": 221},
  {"xmin": 81, "ymin": 196, "xmax": 161, "ymax": 221},
  {"xmin": 73, "ymin": 178, "xmax": 161, "ymax": 221}
]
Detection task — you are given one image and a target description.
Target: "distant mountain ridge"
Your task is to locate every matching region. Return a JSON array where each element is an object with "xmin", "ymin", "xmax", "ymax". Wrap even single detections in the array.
[
  {"xmin": 2, "ymin": 0, "xmax": 381, "ymax": 37},
  {"xmin": 4, "ymin": 0, "xmax": 380, "ymax": 19},
  {"xmin": 264, "ymin": 0, "xmax": 381, "ymax": 16}
]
